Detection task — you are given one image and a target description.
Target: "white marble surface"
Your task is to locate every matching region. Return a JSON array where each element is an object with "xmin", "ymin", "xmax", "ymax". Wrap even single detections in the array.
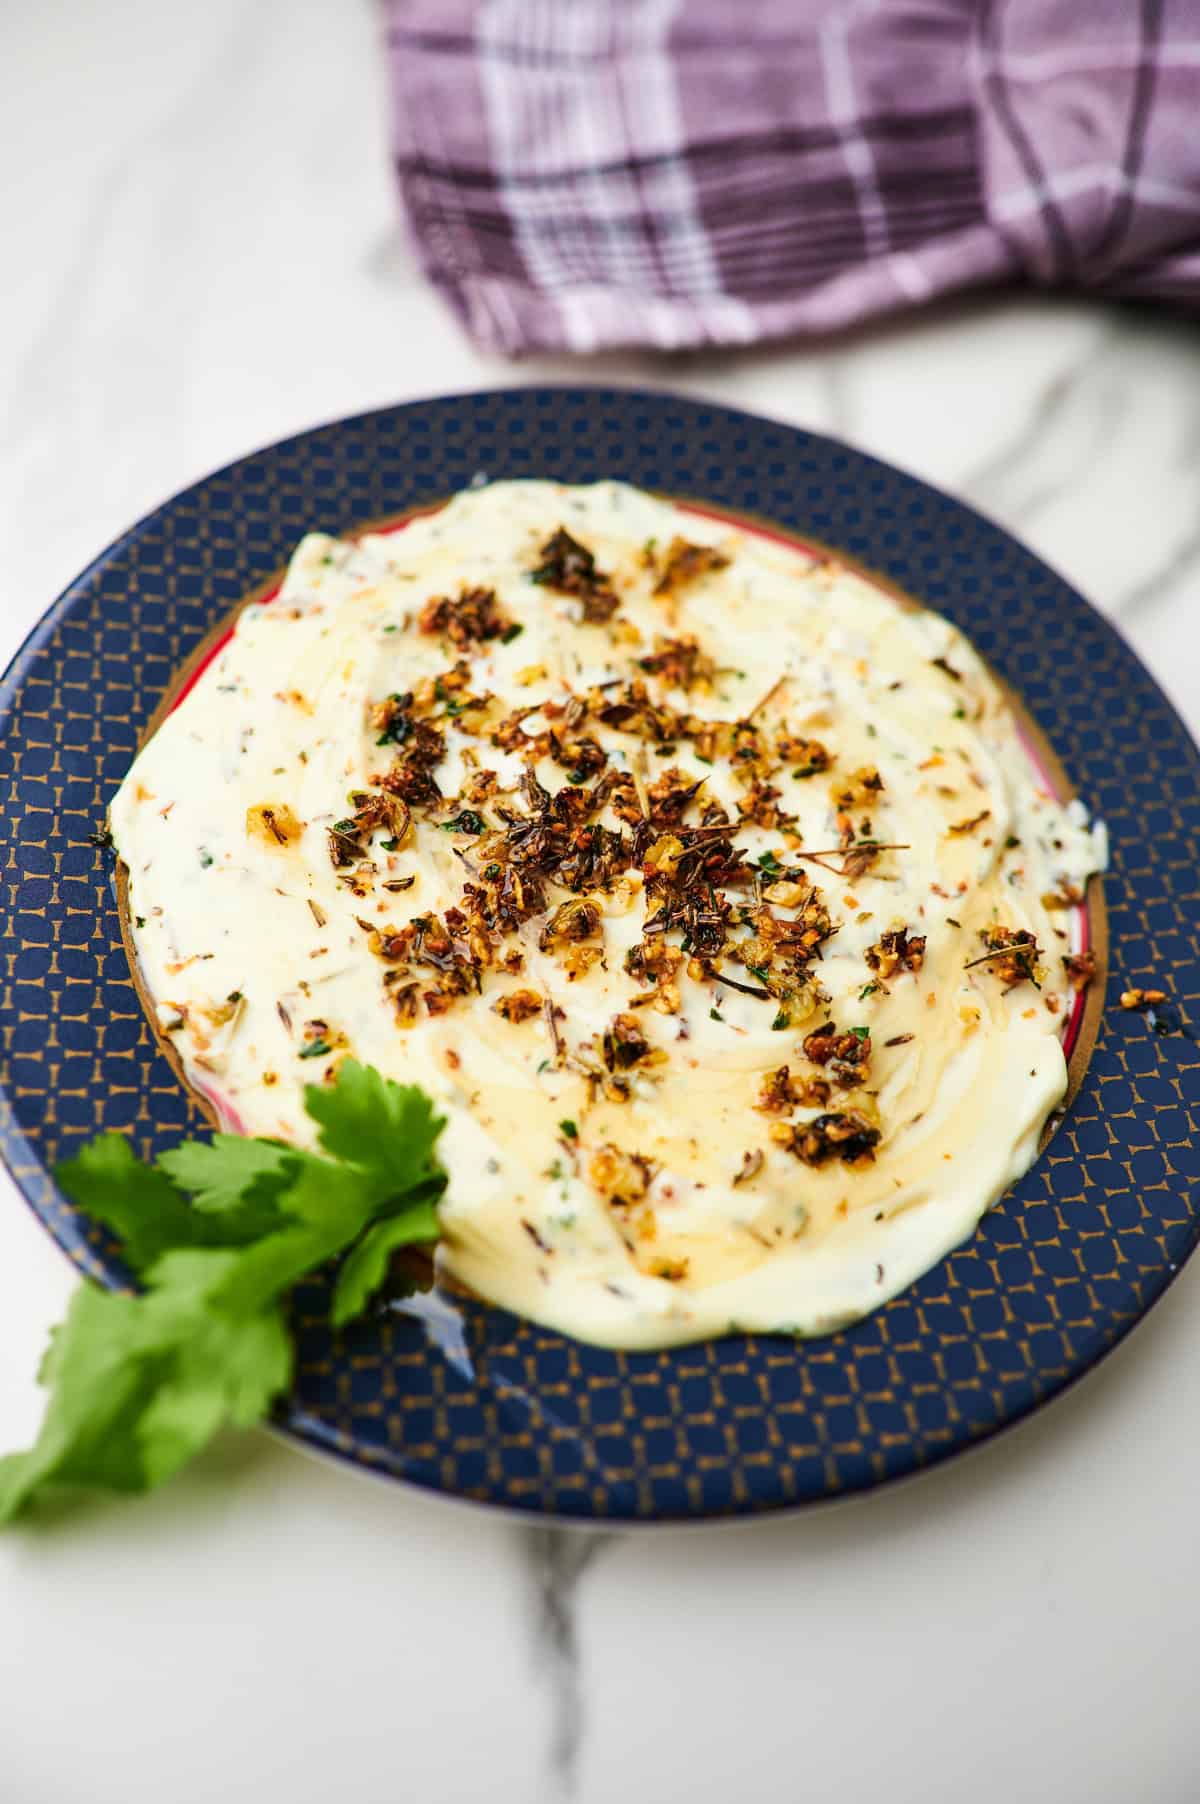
[{"xmin": 2, "ymin": 4, "xmax": 1200, "ymax": 1801}]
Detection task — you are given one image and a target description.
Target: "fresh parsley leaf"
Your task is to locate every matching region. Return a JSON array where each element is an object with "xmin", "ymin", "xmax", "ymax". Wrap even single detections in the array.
[
  {"xmin": 0, "ymin": 1062, "xmax": 445, "ymax": 1523},
  {"xmin": 331, "ymin": 1196, "xmax": 442, "ymax": 1328},
  {"xmin": 55, "ymin": 1135, "xmax": 273, "ymax": 1272},
  {"xmin": 303, "ymin": 1063, "xmax": 445, "ymax": 1197},
  {"xmin": 159, "ymin": 1135, "xmax": 296, "ymax": 1217}
]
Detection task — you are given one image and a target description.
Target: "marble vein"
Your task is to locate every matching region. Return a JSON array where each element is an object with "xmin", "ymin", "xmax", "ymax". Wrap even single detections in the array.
[
  {"xmin": 958, "ymin": 322, "xmax": 1118, "ymax": 524},
  {"xmin": 524, "ymin": 1527, "xmax": 620, "ymax": 1797},
  {"xmin": 1114, "ymin": 406, "xmax": 1200, "ymax": 617}
]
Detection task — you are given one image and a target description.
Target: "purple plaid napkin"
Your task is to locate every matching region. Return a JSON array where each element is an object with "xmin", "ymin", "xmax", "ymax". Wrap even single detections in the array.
[{"xmin": 382, "ymin": 0, "xmax": 1200, "ymax": 356}]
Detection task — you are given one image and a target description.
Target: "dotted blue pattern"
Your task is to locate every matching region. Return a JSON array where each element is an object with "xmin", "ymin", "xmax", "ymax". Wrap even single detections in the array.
[{"xmin": 2, "ymin": 388, "xmax": 1198, "ymax": 1522}]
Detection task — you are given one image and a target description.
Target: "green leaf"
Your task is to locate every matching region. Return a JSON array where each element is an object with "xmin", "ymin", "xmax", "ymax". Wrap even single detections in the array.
[
  {"xmin": 134, "ymin": 1308, "xmax": 293, "ymax": 1486},
  {"xmin": 330, "ymin": 1195, "xmax": 441, "ymax": 1328},
  {"xmin": 159, "ymin": 1134, "xmax": 296, "ymax": 1216},
  {"xmin": 3, "ymin": 1062, "xmax": 447, "ymax": 1522},
  {"xmin": 54, "ymin": 1137, "xmax": 256, "ymax": 1273},
  {"xmin": 303, "ymin": 1061, "xmax": 445, "ymax": 1200}
]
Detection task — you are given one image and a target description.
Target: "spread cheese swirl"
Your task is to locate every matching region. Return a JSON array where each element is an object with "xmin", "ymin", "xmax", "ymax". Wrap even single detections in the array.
[{"xmin": 111, "ymin": 482, "xmax": 1106, "ymax": 1348}]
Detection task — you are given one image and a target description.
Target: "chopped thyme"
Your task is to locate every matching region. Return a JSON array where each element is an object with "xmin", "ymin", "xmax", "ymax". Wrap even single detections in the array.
[
  {"xmin": 651, "ymin": 537, "xmax": 729, "ymax": 598},
  {"xmin": 558, "ymin": 1118, "xmax": 579, "ymax": 1140},
  {"xmin": 965, "ymin": 927, "xmax": 1043, "ymax": 989},
  {"xmin": 1064, "ymin": 951, "xmax": 1098, "ymax": 992},
  {"xmin": 530, "ymin": 527, "xmax": 620, "ymax": 621},
  {"xmin": 865, "ymin": 926, "xmax": 925, "ymax": 982},
  {"xmin": 298, "ymin": 1039, "xmax": 332, "ymax": 1059},
  {"xmin": 712, "ymin": 971, "xmax": 772, "ymax": 1002},
  {"xmin": 418, "ymin": 585, "xmax": 513, "ymax": 648},
  {"xmin": 803, "ymin": 1025, "xmax": 872, "ymax": 1087},
  {"xmin": 948, "ymin": 809, "xmax": 991, "ymax": 836},
  {"xmin": 438, "ymin": 809, "xmax": 486, "ymax": 835},
  {"xmin": 770, "ymin": 1110, "xmax": 880, "ymax": 1168},
  {"xmin": 732, "ymin": 1149, "xmax": 764, "ymax": 1187}
]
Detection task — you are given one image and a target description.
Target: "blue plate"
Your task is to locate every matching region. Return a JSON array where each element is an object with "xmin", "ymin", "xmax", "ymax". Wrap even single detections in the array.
[{"xmin": 2, "ymin": 387, "xmax": 1198, "ymax": 1522}]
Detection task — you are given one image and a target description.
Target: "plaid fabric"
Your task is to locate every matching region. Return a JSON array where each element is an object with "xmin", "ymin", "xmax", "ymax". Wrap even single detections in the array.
[{"xmin": 382, "ymin": 0, "xmax": 1200, "ymax": 355}]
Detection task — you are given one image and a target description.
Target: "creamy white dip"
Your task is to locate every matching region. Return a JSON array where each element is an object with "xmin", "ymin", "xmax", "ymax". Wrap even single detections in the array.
[{"xmin": 111, "ymin": 481, "xmax": 1106, "ymax": 1348}]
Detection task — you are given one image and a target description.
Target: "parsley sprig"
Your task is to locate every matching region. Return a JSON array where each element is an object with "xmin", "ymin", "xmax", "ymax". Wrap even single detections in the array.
[{"xmin": 0, "ymin": 1062, "xmax": 445, "ymax": 1523}]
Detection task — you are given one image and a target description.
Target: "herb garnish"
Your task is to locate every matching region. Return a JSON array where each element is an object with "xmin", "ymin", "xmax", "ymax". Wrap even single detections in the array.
[
  {"xmin": 0, "ymin": 1063, "xmax": 445, "ymax": 1522},
  {"xmin": 438, "ymin": 809, "xmax": 486, "ymax": 835}
]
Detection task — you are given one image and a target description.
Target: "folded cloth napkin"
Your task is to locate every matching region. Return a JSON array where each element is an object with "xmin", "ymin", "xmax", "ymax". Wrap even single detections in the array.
[{"xmin": 382, "ymin": 0, "xmax": 1200, "ymax": 355}]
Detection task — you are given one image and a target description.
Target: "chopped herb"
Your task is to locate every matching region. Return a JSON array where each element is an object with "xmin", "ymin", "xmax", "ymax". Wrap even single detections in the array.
[
  {"xmin": 931, "ymin": 657, "xmax": 962, "ymax": 682},
  {"xmin": 135, "ymin": 916, "xmax": 146, "ymax": 929},
  {"xmin": 198, "ymin": 848, "xmax": 214, "ymax": 869},
  {"xmin": 732, "ymin": 1149, "xmax": 764, "ymax": 1187},
  {"xmin": 438, "ymin": 810, "xmax": 485, "ymax": 835},
  {"xmin": 1005, "ymin": 835, "xmax": 1020, "ymax": 849},
  {"xmin": 859, "ymin": 981, "xmax": 879, "ymax": 1001},
  {"xmin": 298, "ymin": 1039, "xmax": 332, "ymax": 1059},
  {"xmin": 558, "ymin": 1119, "xmax": 578, "ymax": 1140},
  {"xmin": 500, "ymin": 623, "xmax": 525, "ymax": 645},
  {"xmin": 713, "ymin": 971, "xmax": 772, "ymax": 1001},
  {"xmin": 710, "ymin": 1007, "xmax": 725, "ymax": 1023},
  {"xmin": 380, "ymin": 838, "xmax": 400, "ymax": 852},
  {"xmin": 771, "ymin": 1010, "xmax": 788, "ymax": 1031},
  {"xmin": 852, "ymin": 1026, "xmax": 870, "ymax": 1041},
  {"xmin": 756, "ymin": 850, "xmax": 782, "ymax": 873},
  {"xmin": 536, "ymin": 1059, "xmax": 551, "ymax": 1074}
]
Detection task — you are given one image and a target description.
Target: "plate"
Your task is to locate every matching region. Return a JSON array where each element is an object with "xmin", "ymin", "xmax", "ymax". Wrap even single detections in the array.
[{"xmin": 2, "ymin": 386, "xmax": 1198, "ymax": 1523}]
